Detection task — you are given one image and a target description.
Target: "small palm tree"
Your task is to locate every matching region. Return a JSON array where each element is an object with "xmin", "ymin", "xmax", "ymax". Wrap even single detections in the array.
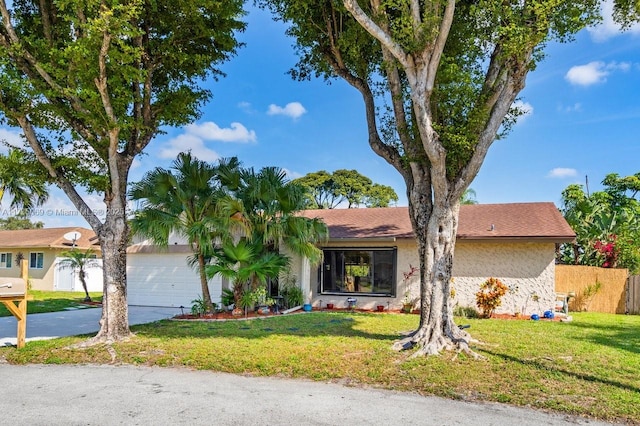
[
  {"xmin": 206, "ymin": 240, "xmax": 288, "ymax": 314},
  {"xmin": 0, "ymin": 149, "xmax": 49, "ymax": 212},
  {"xmin": 58, "ymin": 249, "xmax": 102, "ymax": 302}
]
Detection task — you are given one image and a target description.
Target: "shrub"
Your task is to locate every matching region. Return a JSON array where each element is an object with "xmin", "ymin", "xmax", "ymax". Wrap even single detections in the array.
[
  {"xmin": 475, "ymin": 277, "xmax": 508, "ymax": 318},
  {"xmin": 453, "ymin": 305, "xmax": 479, "ymax": 319},
  {"xmin": 191, "ymin": 296, "xmax": 216, "ymax": 317}
]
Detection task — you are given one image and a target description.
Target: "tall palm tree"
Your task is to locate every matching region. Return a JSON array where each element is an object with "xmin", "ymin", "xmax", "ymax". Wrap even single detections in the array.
[
  {"xmin": 58, "ymin": 249, "xmax": 102, "ymax": 302},
  {"xmin": 0, "ymin": 149, "xmax": 49, "ymax": 212},
  {"xmin": 129, "ymin": 152, "xmax": 242, "ymax": 313},
  {"xmin": 209, "ymin": 165, "xmax": 328, "ymax": 302},
  {"xmin": 224, "ymin": 166, "xmax": 328, "ymax": 264}
]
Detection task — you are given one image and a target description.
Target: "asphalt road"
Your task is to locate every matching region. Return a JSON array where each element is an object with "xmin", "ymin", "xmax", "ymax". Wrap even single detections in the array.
[
  {"xmin": 0, "ymin": 363, "xmax": 612, "ymax": 426},
  {"xmin": 0, "ymin": 308, "xmax": 616, "ymax": 425}
]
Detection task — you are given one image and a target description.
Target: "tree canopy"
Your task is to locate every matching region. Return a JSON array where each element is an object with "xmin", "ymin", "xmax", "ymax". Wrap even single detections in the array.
[
  {"xmin": 559, "ymin": 173, "xmax": 640, "ymax": 274},
  {"xmin": 294, "ymin": 169, "xmax": 398, "ymax": 208},
  {"xmin": 259, "ymin": 0, "xmax": 599, "ymax": 356},
  {"xmin": 0, "ymin": 0, "xmax": 246, "ymax": 342}
]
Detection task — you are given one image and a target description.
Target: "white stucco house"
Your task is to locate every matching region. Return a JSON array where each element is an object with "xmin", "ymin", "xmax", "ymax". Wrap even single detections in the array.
[
  {"xmin": 126, "ymin": 202, "xmax": 575, "ymax": 315},
  {"xmin": 293, "ymin": 202, "xmax": 575, "ymax": 315}
]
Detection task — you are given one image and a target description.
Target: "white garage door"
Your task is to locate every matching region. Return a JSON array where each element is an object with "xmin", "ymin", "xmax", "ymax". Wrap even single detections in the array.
[{"xmin": 127, "ymin": 253, "xmax": 222, "ymax": 308}]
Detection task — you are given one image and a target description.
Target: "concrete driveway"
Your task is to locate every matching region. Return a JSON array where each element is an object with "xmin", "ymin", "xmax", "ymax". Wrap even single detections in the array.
[{"xmin": 0, "ymin": 305, "xmax": 181, "ymax": 346}]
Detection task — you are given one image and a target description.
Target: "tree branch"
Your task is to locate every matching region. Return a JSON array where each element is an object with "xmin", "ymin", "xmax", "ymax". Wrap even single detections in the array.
[
  {"xmin": 16, "ymin": 115, "xmax": 104, "ymax": 233},
  {"xmin": 425, "ymin": 0, "xmax": 455, "ymax": 92},
  {"xmin": 343, "ymin": 0, "xmax": 409, "ymax": 69}
]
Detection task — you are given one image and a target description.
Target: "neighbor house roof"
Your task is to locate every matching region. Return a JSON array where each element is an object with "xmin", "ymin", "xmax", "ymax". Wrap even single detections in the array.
[
  {"xmin": 300, "ymin": 202, "xmax": 576, "ymax": 243},
  {"xmin": 0, "ymin": 227, "xmax": 100, "ymax": 250}
]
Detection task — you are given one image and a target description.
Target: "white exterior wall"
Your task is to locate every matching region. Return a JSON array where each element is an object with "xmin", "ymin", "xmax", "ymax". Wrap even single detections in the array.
[
  {"xmin": 452, "ymin": 241, "xmax": 556, "ymax": 315},
  {"xmin": 303, "ymin": 239, "xmax": 556, "ymax": 314},
  {"xmin": 54, "ymin": 257, "xmax": 103, "ymax": 292},
  {"xmin": 127, "ymin": 252, "xmax": 222, "ymax": 308}
]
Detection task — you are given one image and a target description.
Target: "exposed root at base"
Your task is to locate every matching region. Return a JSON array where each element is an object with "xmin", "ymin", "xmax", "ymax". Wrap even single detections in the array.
[
  {"xmin": 392, "ymin": 333, "xmax": 485, "ymax": 360},
  {"xmin": 63, "ymin": 333, "xmax": 133, "ymax": 350}
]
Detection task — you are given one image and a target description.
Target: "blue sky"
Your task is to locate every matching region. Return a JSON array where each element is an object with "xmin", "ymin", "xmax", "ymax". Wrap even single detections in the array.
[{"xmin": 1, "ymin": 2, "xmax": 639, "ymax": 228}]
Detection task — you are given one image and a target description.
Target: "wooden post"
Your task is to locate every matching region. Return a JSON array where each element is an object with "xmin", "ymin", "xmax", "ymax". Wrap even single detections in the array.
[
  {"xmin": 17, "ymin": 260, "xmax": 29, "ymax": 348},
  {"xmin": 0, "ymin": 260, "xmax": 30, "ymax": 348}
]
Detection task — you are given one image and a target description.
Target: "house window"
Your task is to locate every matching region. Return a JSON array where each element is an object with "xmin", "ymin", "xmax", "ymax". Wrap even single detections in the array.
[
  {"xmin": 321, "ymin": 248, "xmax": 396, "ymax": 296},
  {"xmin": 29, "ymin": 252, "xmax": 44, "ymax": 269},
  {"xmin": 0, "ymin": 253, "xmax": 12, "ymax": 268}
]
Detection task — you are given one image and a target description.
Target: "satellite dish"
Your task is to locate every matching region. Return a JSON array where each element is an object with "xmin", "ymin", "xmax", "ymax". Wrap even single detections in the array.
[{"xmin": 63, "ymin": 231, "xmax": 82, "ymax": 243}]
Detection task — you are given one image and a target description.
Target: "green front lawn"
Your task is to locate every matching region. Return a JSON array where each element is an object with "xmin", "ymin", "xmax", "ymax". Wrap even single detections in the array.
[
  {"xmin": 1, "ymin": 312, "xmax": 638, "ymax": 423},
  {"xmin": 0, "ymin": 290, "xmax": 102, "ymax": 317}
]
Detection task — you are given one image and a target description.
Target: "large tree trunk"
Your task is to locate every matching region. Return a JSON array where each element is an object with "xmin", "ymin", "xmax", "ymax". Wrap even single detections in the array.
[
  {"xmin": 393, "ymin": 195, "xmax": 475, "ymax": 357},
  {"xmin": 91, "ymin": 194, "xmax": 131, "ymax": 343}
]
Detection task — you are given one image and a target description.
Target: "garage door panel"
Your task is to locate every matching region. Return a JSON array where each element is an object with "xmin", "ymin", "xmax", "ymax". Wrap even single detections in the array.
[{"xmin": 127, "ymin": 253, "xmax": 222, "ymax": 307}]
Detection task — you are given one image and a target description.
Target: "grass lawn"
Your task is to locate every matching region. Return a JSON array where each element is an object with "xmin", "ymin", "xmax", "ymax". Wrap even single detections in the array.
[
  {"xmin": 0, "ymin": 290, "xmax": 102, "ymax": 317},
  {"xmin": 1, "ymin": 311, "xmax": 638, "ymax": 423}
]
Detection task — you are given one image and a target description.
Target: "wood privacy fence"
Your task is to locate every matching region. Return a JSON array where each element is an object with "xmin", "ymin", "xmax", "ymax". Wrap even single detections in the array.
[
  {"xmin": 555, "ymin": 265, "xmax": 628, "ymax": 314},
  {"xmin": 628, "ymin": 275, "xmax": 640, "ymax": 315}
]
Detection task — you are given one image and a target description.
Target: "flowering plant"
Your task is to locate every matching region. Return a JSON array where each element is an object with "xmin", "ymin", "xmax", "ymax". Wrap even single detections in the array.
[
  {"xmin": 594, "ymin": 234, "xmax": 618, "ymax": 268},
  {"xmin": 401, "ymin": 264, "xmax": 419, "ymax": 306}
]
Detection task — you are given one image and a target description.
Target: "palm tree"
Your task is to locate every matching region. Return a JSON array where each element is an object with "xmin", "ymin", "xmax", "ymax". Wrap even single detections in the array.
[
  {"xmin": 0, "ymin": 149, "xmax": 49, "ymax": 212},
  {"xmin": 129, "ymin": 152, "xmax": 242, "ymax": 313},
  {"xmin": 223, "ymin": 166, "xmax": 328, "ymax": 264},
  {"xmin": 206, "ymin": 240, "xmax": 288, "ymax": 314},
  {"xmin": 209, "ymin": 165, "xmax": 328, "ymax": 303},
  {"xmin": 58, "ymin": 249, "xmax": 102, "ymax": 301},
  {"xmin": 460, "ymin": 188, "xmax": 478, "ymax": 205}
]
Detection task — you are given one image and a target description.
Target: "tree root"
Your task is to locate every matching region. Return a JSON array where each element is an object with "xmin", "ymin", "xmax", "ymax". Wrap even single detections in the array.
[
  {"xmin": 392, "ymin": 329, "xmax": 485, "ymax": 360},
  {"xmin": 63, "ymin": 332, "xmax": 133, "ymax": 350}
]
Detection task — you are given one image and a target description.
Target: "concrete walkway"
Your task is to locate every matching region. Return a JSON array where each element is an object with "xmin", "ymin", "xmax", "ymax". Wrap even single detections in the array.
[{"xmin": 0, "ymin": 305, "xmax": 181, "ymax": 346}]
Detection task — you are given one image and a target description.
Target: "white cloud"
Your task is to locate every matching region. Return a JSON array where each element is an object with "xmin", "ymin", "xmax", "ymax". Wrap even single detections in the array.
[
  {"xmin": 0, "ymin": 128, "xmax": 23, "ymax": 153},
  {"xmin": 565, "ymin": 62, "xmax": 608, "ymax": 86},
  {"xmin": 158, "ymin": 133, "xmax": 220, "ymax": 162},
  {"xmin": 157, "ymin": 121, "xmax": 257, "ymax": 162},
  {"xmin": 587, "ymin": 0, "xmax": 640, "ymax": 42},
  {"xmin": 558, "ymin": 103, "xmax": 583, "ymax": 113},
  {"xmin": 185, "ymin": 122, "xmax": 256, "ymax": 143},
  {"xmin": 508, "ymin": 100, "xmax": 534, "ymax": 124},
  {"xmin": 565, "ymin": 61, "xmax": 631, "ymax": 86},
  {"xmin": 267, "ymin": 102, "xmax": 307, "ymax": 119},
  {"xmin": 547, "ymin": 168, "xmax": 578, "ymax": 178},
  {"xmin": 282, "ymin": 168, "xmax": 303, "ymax": 180}
]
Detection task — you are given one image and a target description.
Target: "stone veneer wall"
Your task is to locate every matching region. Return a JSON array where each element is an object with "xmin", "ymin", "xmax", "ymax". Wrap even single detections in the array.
[{"xmin": 452, "ymin": 241, "xmax": 557, "ymax": 315}]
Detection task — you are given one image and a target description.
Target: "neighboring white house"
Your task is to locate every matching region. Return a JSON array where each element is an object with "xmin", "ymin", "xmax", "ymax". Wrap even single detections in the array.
[
  {"xmin": 126, "ymin": 235, "xmax": 222, "ymax": 308},
  {"xmin": 125, "ymin": 203, "xmax": 575, "ymax": 315}
]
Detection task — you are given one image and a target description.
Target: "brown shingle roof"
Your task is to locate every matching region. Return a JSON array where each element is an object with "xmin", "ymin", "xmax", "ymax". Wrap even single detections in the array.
[
  {"xmin": 300, "ymin": 202, "xmax": 575, "ymax": 243},
  {"xmin": 0, "ymin": 227, "xmax": 100, "ymax": 250}
]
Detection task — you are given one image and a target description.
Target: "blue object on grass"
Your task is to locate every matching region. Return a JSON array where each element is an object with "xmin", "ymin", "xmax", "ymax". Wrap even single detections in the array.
[
  {"xmin": 543, "ymin": 310, "xmax": 554, "ymax": 319},
  {"xmin": 303, "ymin": 303, "xmax": 312, "ymax": 312},
  {"xmin": 530, "ymin": 313, "xmax": 540, "ymax": 321}
]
